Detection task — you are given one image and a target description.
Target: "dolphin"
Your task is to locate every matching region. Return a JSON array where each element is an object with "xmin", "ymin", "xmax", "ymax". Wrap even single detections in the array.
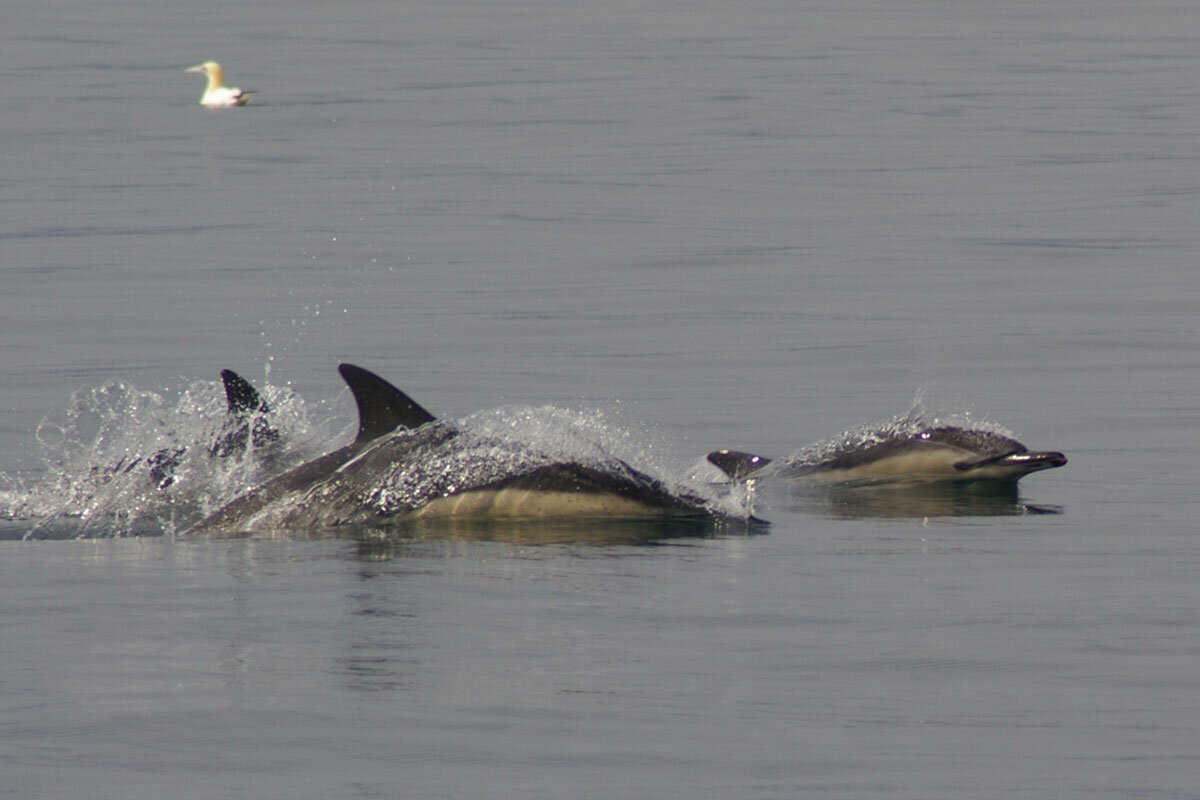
[
  {"xmin": 183, "ymin": 364, "xmax": 435, "ymax": 533},
  {"xmin": 111, "ymin": 369, "xmax": 281, "ymax": 489},
  {"xmin": 708, "ymin": 427, "xmax": 1066, "ymax": 486},
  {"xmin": 210, "ymin": 369, "xmax": 280, "ymax": 456},
  {"xmin": 185, "ymin": 364, "xmax": 745, "ymax": 536}
]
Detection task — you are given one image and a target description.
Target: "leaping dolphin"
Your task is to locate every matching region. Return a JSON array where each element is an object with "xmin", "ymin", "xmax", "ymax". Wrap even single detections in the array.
[
  {"xmin": 185, "ymin": 364, "xmax": 745, "ymax": 536},
  {"xmin": 709, "ymin": 427, "xmax": 1066, "ymax": 486}
]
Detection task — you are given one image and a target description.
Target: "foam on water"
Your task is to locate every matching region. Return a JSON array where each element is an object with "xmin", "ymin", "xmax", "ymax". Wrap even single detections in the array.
[
  {"xmin": 1, "ymin": 375, "xmax": 320, "ymax": 538},
  {"xmin": 3, "ymin": 381, "xmax": 756, "ymax": 538}
]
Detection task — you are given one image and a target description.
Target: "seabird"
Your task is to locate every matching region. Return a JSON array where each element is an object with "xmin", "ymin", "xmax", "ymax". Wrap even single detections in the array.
[{"xmin": 185, "ymin": 61, "xmax": 252, "ymax": 108}]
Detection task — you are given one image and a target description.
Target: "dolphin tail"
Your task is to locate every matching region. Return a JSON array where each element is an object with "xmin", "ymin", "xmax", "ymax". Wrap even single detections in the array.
[
  {"xmin": 337, "ymin": 363, "xmax": 438, "ymax": 444},
  {"xmin": 707, "ymin": 449, "xmax": 773, "ymax": 482},
  {"xmin": 221, "ymin": 369, "xmax": 269, "ymax": 414}
]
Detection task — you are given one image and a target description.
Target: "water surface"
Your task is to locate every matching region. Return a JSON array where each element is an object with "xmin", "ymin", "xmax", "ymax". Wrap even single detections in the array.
[{"xmin": 3, "ymin": 0, "xmax": 1199, "ymax": 797}]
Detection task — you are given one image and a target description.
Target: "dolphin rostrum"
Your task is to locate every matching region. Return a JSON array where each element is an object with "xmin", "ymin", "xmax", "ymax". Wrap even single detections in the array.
[
  {"xmin": 185, "ymin": 364, "xmax": 743, "ymax": 535},
  {"xmin": 709, "ymin": 427, "xmax": 1066, "ymax": 486}
]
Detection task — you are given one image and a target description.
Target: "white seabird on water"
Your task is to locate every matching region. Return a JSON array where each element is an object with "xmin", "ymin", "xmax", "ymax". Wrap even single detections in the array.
[{"xmin": 185, "ymin": 61, "xmax": 253, "ymax": 108}]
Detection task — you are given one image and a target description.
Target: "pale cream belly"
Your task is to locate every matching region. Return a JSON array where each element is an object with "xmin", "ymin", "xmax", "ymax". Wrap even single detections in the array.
[
  {"xmin": 804, "ymin": 449, "xmax": 970, "ymax": 483},
  {"xmin": 403, "ymin": 489, "xmax": 682, "ymax": 520}
]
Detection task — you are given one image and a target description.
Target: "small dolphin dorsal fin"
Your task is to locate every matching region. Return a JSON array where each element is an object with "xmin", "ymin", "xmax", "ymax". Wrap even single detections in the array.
[
  {"xmin": 707, "ymin": 449, "xmax": 772, "ymax": 482},
  {"xmin": 221, "ymin": 369, "xmax": 269, "ymax": 414},
  {"xmin": 338, "ymin": 363, "xmax": 437, "ymax": 444}
]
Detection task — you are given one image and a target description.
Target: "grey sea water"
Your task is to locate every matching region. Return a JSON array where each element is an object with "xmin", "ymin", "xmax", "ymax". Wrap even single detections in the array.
[{"xmin": 3, "ymin": 0, "xmax": 1199, "ymax": 797}]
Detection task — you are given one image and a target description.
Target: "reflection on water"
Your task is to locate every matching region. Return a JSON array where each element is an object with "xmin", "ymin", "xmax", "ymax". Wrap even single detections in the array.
[
  {"xmin": 4, "ymin": 480, "xmax": 1056, "ymax": 539},
  {"xmin": 216, "ymin": 515, "xmax": 769, "ymax": 556},
  {"xmin": 757, "ymin": 479, "xmax": 1063, "ymax": 520}
]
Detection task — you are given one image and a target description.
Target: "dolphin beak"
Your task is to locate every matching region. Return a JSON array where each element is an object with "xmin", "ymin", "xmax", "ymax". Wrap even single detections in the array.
[
  {"xmin": 956, "ymin": 450, "xmax": 1067, "ymax": 472},
  {"xmin": 1017, "ymin": 451, "xmax": 1068, "ymax": 470},
  {"xmin": 976, "ymin": 451, "xmax": 1068, "ymax": 474}
]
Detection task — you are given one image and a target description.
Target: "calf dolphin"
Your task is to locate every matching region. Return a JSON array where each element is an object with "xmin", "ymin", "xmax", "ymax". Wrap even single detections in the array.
[
  {"xmin": 709, "ymin": 427, "xmax": 1066, "ymax": 486},
  {"xmin": 186, "ymin": 364, "xmax": 742, "ymax": 536}
]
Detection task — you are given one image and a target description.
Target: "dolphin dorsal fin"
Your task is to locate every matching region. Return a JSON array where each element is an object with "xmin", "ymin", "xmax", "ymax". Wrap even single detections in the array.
[
  {"xmin": 707, "ymin": 449, "xmax": 772, "ymax": 482},
  {"xmin": 337, "ymin": 363, "xmax": 437, "ymax": 444},
  {"xmin": 221, "ymin": 369, "xmax": 269, "ymax": 414}
]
